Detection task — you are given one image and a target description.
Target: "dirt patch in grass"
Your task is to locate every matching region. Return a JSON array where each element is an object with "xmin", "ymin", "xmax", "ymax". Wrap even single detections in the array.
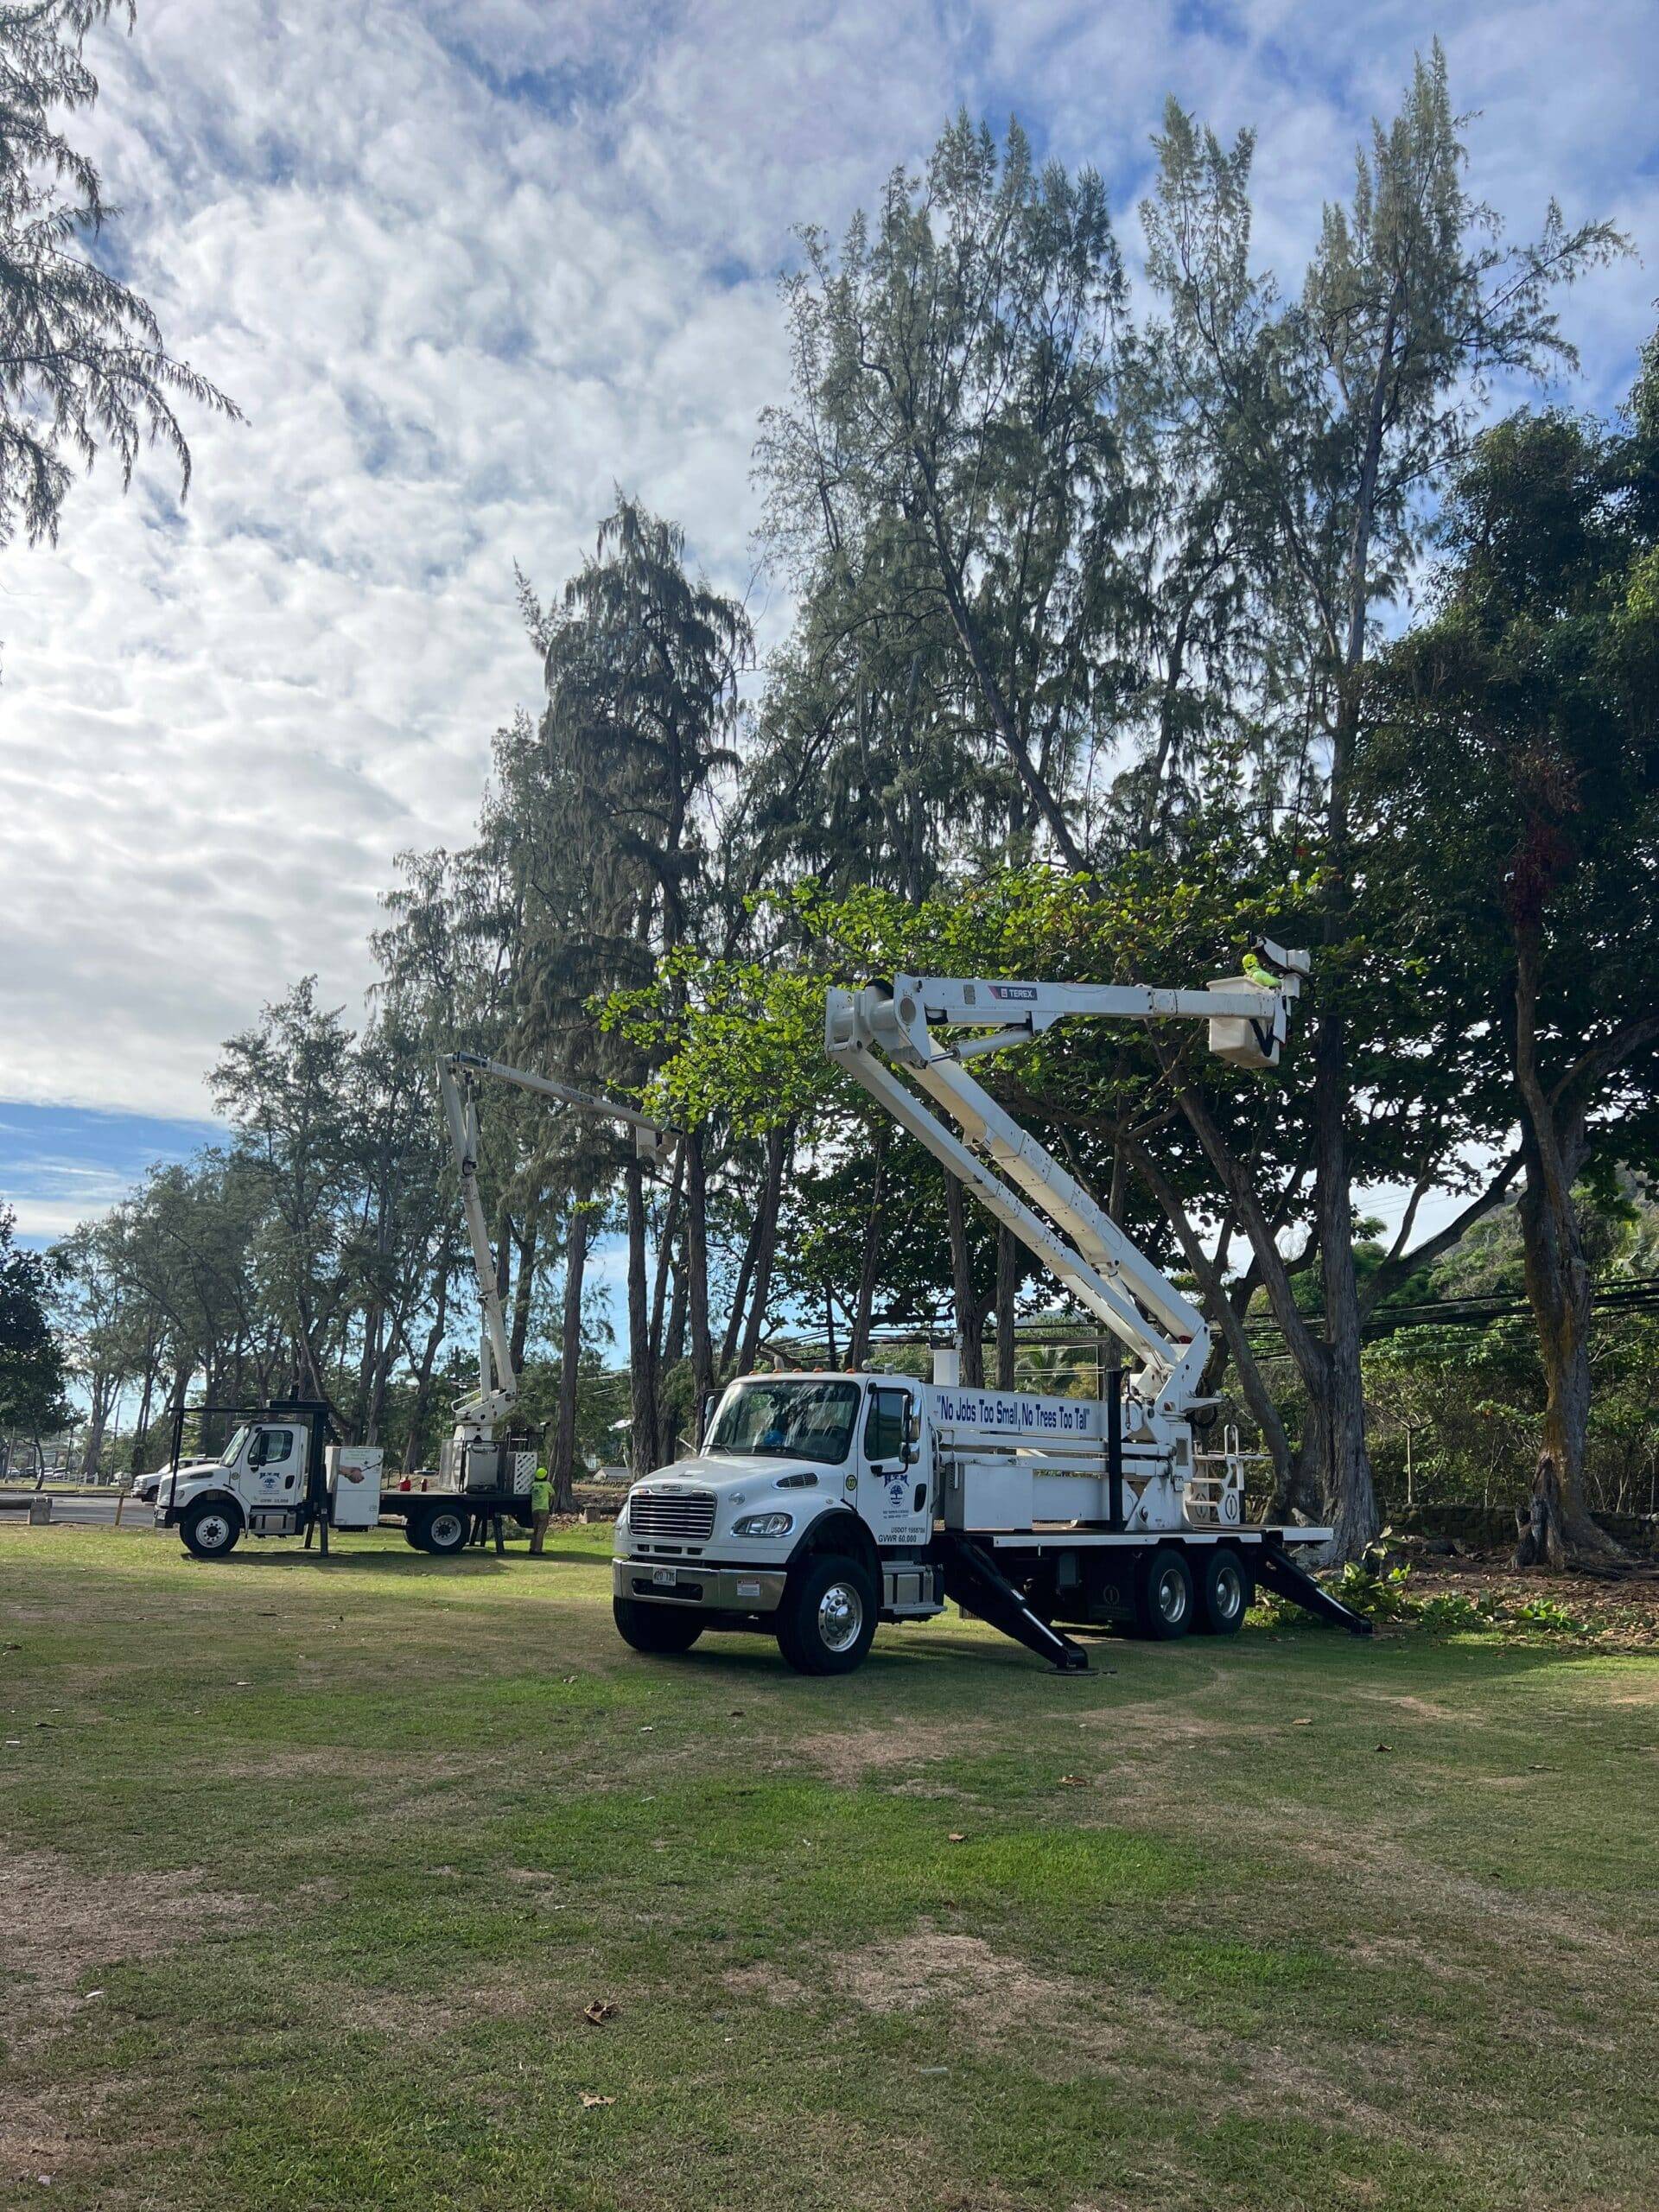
[
  {"xmin": 0, "ymin": 1849, "xmax": 254, "ymax": 2049},
  {"xmin": 798, "ymin": 1720, "xmax": 995, "ymax": 1784},
  {"xmin": 340, "ymin": 1972, "xmax": 545, "ymax": 2042},
  {"xmin": 838, "ymin": 1929, "xmax": 1074, "ymax": 2022},
  {"xmin": 721, "ymin": 1961, "xmax": 812, "ymax": 2008},
  {"xmin": 0, "ymin": 2072, "xmax": 160, "ymax": 2194},
  {"xmin": 832, "ymin": 1920, "xmax": 1417, "ymax": 2145}
]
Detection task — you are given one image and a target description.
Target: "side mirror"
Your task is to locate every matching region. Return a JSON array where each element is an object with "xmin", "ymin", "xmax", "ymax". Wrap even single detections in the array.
[{"xmin": 900, "ymin": 1440, "xmax": 918, "ymax": 1467}]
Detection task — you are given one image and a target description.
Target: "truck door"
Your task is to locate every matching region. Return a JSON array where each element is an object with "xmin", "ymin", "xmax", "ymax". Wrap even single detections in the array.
[
  {"xmin": 860, "ymin": 1382, "xmax": 931, "ymax": 1548},
  {"xmin": 238, "ymin": 1424, "xmax": 303, "ymax": 1513}
]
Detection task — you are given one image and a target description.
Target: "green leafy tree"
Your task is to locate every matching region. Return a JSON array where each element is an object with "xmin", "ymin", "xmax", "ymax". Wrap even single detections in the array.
[
  {"xmin": 759, "ymin": 114, "xmax": 1126, "ymax": 864},
  {"xmin": 0, "ymin": 1204, "xmax": 70, "ymax": 1451},
  {"xmin": 1140, "ymin": 47, "xmax": 1623, "ymax": 1552},
  {"xmin": 1367, "ymin": 360, "xmax": 1659, "ymax": 1562}
]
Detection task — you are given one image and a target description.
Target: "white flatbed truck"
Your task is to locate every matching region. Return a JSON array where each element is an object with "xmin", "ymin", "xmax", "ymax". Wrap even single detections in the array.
[
  {"xmin": 611, "ymin": 946, "xmax": 1370, "ymax": 1673},
  {"xmin": 156, "ymin": 1399, "xmax": 537, "ymax": 1559},
  {"xmin": 158, "ymin": 1051, "xmax": 665, "ymax": 1564}
]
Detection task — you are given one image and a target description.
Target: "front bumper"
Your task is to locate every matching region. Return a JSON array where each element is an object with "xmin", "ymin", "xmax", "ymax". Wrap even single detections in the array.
[{"xmin": 612, "ymin": 1556, "xmax": 787, "ymax": 1613}]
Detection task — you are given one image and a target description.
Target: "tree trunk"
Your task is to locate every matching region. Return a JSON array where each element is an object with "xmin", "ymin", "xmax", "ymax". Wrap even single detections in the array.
[
  {"xmin": 719, "ymin": 1188, "xmax": 766, "ymax": 1377},
  {"xmin": 404, "ymin": 1259, "xmax": 449, "ymax": 1472},
  {"xmin": 647, "ymin": 1145, "xmax": 686, "ymax": 1386},
  {"xmin": 658, "ymin": 1259, "xmax": 689, "ymax": 1459},
  {"xmin": 944, "ymin": 1173, "xmax": 983, "ymax": 1388},
  {"xmin": 686, "ymin": 1130, "xmax": 714, "ymax": 1408},
  {"xmin": 624, "ymin": 1157, "xmax": 658, "ymax": 1478},
  {"xmin": 509, "ymin": 1209, "xmax": 539, "ymax": 1373},
  {"xmin": 1313, "ymin": 1014, "xmax": 1378, "ymax": 1558},
  {"xmin": 995, "ymin": 1225, "xmax": 1018, "ymax": 1390},
  {"xmin": 848, "ymin": 1124, "xmax": 889, "ymax": 1370},
  {"xmin": 736, "ymin": 1125, "xmax": 789, "ymax": 1376},
  {"xmin": 552, "ymin": 1205, "xmax": 589, "ymax": 1514},
  {"xmin": 130, "ymin": 1355, "xmax": 156, "ymax": 1476},
  {"xmin": 1509, "ymin": 930, "xmax": 1619, "ymax": 1566}
]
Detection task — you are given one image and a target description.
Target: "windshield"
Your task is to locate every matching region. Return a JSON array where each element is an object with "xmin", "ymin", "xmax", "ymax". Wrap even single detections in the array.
[
  {"xmin": 218, "ymin": 1424, "xmax": 251, "ymax": 1469},
  {"xmin": 705, "ymin": 1380, "xmax": 861, "ymax": 1465}
]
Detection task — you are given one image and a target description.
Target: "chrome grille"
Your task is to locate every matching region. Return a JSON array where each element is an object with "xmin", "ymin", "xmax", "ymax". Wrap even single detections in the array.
[{"xmin": 629, "ymin": 1487, "xmax": 715, "ymax": 1543}]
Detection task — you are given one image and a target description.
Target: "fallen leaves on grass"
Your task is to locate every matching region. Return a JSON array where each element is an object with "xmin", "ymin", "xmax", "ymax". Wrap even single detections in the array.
[
  {"xmin": 947, "ymin": 1832, "xmax": 966, "ymax": 1843},
  {"xmin": 577, "ymin": 2092, "xmax": 614, "ymax": 2108},
  {"xmin": 582, "ymin": 2000, "xmax": 618, "ymax": 2025}
]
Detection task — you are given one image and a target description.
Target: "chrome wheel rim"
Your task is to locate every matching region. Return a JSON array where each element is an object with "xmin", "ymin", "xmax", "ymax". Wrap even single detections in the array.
[
  {"xmin": 817, "ymin": 1581, "xmax": 863, "ymax": 1654},
  {"xmin": 196, "ymin": 1514, "xmax": 231, "ymax": 1551},
  {"xmin": 1214, "ymin": 1562, "xmax": 1243, "ymax": 1621},
  {"xmin": 430, "ymin": 1514, "xmax": 463, "ymax": 1548},
  {"xmin": 1156, "ymin": 1566, "xmax": 1187, "ymax": 1624}
]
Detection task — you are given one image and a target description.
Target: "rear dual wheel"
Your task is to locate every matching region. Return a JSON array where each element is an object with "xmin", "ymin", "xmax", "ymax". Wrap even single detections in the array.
[
  {"xmin": 1135, "ymin": 1546, "xmax": 1193, "ymax": 1639},
  {"xmin": 1132, "ymin": 1545, "xmax": 1251, "ymax": 1638},
  {"xmin": 1193, "ymin": 1547, "xmax": 1252, "ymax": 1636}
]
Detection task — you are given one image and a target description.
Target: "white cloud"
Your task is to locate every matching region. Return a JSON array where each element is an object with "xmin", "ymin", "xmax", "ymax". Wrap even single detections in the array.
[{"xmin": 1, "ymin": 0, "xmax": 1651, "ymax": 1124}]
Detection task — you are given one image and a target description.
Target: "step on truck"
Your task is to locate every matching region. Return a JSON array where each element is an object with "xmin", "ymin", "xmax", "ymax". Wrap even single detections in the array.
[
  {"xmin": 611, "ymin": 947, "xmax": 1370, "ymax": 1674},
  {"xmin": 156, "ymin": 1400, "xmax": 539, "ymax": 1560}
]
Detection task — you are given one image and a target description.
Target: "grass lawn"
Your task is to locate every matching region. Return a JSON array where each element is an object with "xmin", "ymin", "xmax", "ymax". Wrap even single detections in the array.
[{"xmin": 3, "ymin": 1522, "xmax": 1656, "ymax": 2212}]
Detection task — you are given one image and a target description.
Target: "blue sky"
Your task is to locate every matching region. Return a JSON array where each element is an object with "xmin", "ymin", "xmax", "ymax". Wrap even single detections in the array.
[
  {"xmin": 2, "ymin": 0, "xmax": 1656, "ymax": 1254},
  {"xmin": 0, "ymin": 1105, "xmax": 221, "ymax": 1246}
]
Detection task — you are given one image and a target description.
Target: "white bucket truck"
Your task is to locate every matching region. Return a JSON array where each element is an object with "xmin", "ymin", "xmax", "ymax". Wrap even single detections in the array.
[{"xmin": 611, "ymin": 946, "xmax": 1369, "ymax": 1675}]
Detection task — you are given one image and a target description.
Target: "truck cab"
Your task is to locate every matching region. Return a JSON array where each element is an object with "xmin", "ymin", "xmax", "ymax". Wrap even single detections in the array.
[
  {"xmin": 159, "ymin": 1407, "xmax": 383, "ymax": 1558},
  {"xmin": 612, "ymin": 1372, "xmax": 943, "ymax": 1674}
]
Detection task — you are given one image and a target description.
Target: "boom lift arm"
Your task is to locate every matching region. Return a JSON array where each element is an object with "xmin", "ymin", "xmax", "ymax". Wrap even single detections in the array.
[
  {"xmin": 823, "ymin": 944, "xmax": 1307, "ymax": 1436},
  {"xmin": 435, "ymin": 1050, "xmax": 672, "ymax": 1433}
]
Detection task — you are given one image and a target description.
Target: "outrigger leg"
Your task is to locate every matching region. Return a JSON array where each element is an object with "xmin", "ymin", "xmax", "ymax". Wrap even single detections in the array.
[
  {"xmin": 939, "ymin": 1532, "xmax": 1090, "ymax": 1671},
  {"xmin": 1255, "ymin": 1544, "xmax": 1373, "ymax": 1635}
]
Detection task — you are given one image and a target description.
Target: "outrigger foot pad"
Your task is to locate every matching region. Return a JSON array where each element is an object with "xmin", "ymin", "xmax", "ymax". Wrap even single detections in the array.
[{"xmin": 939, "ymin": 1532, "xmax": 1090, "ymax": 1671}]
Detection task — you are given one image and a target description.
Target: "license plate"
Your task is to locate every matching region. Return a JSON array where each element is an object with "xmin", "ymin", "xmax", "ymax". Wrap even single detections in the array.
[{"xmin": 652, "ymin": 1567, "xmax": 677, "ymax": 1587}]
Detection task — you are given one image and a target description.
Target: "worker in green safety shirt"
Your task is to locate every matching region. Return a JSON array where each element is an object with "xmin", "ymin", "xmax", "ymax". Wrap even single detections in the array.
[
  {"xmin": 1242, "ymin": 951, "xmax": 1278, "ymax": 994},
  {"xmin": 529, "ymin": 1462, "xmax": 552, "ymax": 1555}
]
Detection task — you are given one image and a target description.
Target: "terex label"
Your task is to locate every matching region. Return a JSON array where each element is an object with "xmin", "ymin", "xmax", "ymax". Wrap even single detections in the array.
[{"xmin": 988, "ymin": 984, "xmax": 1039, "ymax": 1001}]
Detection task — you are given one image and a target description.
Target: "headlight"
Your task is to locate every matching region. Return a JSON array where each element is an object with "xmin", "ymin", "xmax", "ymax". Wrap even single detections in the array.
[{"xmin": 733, "ymin": 1511, "xmax": 794, "ymax": 1539}]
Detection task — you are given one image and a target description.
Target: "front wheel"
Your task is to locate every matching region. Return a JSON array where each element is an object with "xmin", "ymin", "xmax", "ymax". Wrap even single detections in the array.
[
  {"xmin": 613, "ymin": 1598, "xmax": 704, "ymax": 1654},
  {"xmin": 421, "ymin": 1507, "xmax": 471, "ymax": 1557},
  {"xmin": 775, "ymin": 1555, "xmax": 878, "ymax": 1676},
  {"xmin": 181, "ymin": 1502, "xmax": 241, "ymax": 1560}
]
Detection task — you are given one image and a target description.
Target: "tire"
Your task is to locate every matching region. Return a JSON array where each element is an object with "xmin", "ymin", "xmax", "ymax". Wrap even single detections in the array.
[
  {"xmin": 1135, "ymin": 1546, "xmax": 1193, "ymax": 1640},
  {"xmin": 403, "ymin": 1522, "xmax": 429, "ymax": 1551},
  {"xmin": 1193, "ymin": 1548, "xmax": 1252, "ymax": 1637},
  {"xmin": 421, "ymin": 1507, "xmax": 471, "ymax": 1557},
  {"xmin": 775, "ymin": 1554, "xmax": 878, "ymax": 1676},
  {"xmin": 613, "ymin": 1598, "xmax": 705, "ymax": 1653},
  {"xmin": 181, "ymin": 1500, "xmax": 242, "ymax": 1560}
]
